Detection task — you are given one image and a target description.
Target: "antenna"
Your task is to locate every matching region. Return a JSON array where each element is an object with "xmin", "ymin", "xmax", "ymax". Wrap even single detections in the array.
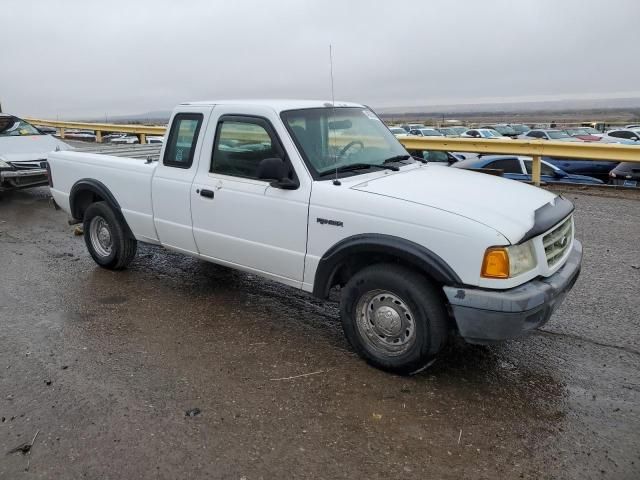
[
  {"xmin": 329, "ymin": 44, "xmax": 340, "ymax": 186},
  {"xmin": 329, "ymin": 44, "xmax": 336, "ymax": 107}
]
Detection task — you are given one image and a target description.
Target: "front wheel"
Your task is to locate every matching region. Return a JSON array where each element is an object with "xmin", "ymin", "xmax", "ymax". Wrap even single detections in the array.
[
  {"xmin": 340, "ymin": 264, "xmax": 449, "ymax": 375},
  {"xmin": 83, "ymin": 201, "xmax": 137, "ymax": 270}
]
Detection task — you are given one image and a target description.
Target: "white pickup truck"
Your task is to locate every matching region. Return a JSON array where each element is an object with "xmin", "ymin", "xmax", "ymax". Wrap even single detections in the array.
[{"xmin": 48, "ymin": 100, "xmax": 582, "ymax": 374}]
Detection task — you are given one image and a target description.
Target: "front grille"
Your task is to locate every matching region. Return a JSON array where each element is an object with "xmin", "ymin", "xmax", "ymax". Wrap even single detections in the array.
[
  {"xmin": 543, "ymin": 216, "xmax": 573, "ymax": 267},
  {"xmin": 9, "ymin": 160, "xmax": 47, "ymax": 170}
]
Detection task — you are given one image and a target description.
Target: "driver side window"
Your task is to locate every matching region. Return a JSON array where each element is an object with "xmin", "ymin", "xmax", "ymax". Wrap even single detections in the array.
[{"xmin": 211, "ymin": 118, "xmax": 281, "ymax": 179}]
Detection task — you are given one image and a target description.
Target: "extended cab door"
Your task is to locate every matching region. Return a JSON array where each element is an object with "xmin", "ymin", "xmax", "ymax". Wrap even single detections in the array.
[
  {"xmin": 151, "ymin": 106, "xmax": 211, "ymax": 253},
  {"xmin": 190, "ymin": 106, "xmax": 311, "ymax": 287}
]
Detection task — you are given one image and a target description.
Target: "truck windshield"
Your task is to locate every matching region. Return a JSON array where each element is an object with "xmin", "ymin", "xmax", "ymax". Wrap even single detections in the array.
[
  {"xmin": 0, "ymin": 116, "xmax": 42, "ymax": 137},
  {"xmin": 281, "ymin": 107, "xmax": 410, "ymax": 177}
]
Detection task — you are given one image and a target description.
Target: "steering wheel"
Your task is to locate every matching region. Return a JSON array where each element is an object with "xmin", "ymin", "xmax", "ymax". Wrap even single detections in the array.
[{"xmin": 337, "ymin": 140, "xmax": 364, "ymax": 159}]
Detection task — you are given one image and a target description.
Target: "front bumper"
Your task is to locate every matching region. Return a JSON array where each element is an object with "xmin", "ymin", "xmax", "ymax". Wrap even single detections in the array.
[
  {"xmin": 443, "ymin": 240, "xmax": 582, "ymax": 344},
  {"xmin": 0, "ymin": 168, "xmax": 48, "ymax": 190}
]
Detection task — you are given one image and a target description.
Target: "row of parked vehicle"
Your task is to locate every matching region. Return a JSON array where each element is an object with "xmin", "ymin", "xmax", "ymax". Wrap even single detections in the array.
[
  {"xmin": 390, "ymin": 122, "xmax": 640, "ymax": 145},
  {"xmin": 1, "ymin": 111, "xmax": 638, "ymax": 193},
  {"xmin": 387, "ymin": 122, "xmax": 640, "ymax": 187},
  {"xmin": 61, "ymin": 130, "xmax": 164, "ymax": 144},
  {"xmin": 408, "ymin": 148, "xmax": 638, "ymax": 187}
]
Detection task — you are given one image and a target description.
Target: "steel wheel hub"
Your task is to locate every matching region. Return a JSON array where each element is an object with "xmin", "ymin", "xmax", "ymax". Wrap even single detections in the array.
[
  {"xmin": 356, "ymin": 290, "xmax": 416, "ymax": 356},
  {"xmin": 89, "ymin": 216, "xmax": 113, "ymax": 257}
]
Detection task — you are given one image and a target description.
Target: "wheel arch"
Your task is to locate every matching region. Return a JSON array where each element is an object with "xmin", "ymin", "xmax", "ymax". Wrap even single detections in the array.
[
  {"xmin": 70, "ymin": 179, "xmax": 134, "ymax": 238},
  {"xmin": 312, "ymin": 234, "xmax": 463, "ymax": 299}
]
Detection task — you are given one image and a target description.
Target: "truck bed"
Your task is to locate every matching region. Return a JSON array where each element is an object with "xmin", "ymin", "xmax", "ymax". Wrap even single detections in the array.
[
  {"xmin": 48, "ymin": 145, "xmax": 161, "ymax": 244},
  {"xmin": 70, "ymin": 143, "xmax": 163, "ymax": 161}
]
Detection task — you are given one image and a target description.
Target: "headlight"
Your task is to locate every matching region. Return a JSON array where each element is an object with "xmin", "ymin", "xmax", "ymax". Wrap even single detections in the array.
[
  {"xmin": 481, "ymin": 240, "xmax": 537, "ymax": 279},
  {"xmin": 0, "ymin": 159, "xmax": 11, "ymax": 169}
]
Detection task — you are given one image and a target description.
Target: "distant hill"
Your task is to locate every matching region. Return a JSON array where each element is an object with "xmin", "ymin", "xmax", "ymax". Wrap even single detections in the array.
[
  {"xmin": 86, "ymin": 110, "xmax": 172, "ymax": 124},
  {"xmin": 376, "ymin": 97, "xmax": 640, "ymax": 115}
]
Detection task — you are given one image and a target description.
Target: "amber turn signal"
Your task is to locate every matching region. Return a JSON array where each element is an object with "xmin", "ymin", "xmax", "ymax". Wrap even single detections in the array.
[{"xmin": 481, "ymin": 247, "xmax": 510, "ymax": 279}]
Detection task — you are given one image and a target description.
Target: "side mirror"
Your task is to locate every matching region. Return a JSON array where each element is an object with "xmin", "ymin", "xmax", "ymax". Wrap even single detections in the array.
[
  {"xmin": 257, "ymin": 157, "xmax": 298, "ymax": 190},
  {"xmin": 554, "ymin": 170, "xmax": 568, "ymax": 178},
  {"xmin": 257, "ymin": 157, "xmax": 286, "ymax": 180}
]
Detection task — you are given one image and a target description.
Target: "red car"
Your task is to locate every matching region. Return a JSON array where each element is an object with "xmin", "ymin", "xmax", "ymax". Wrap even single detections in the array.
[{"xmin": 564, "ymin": 127, "xmax": 603, "ymax": 142}]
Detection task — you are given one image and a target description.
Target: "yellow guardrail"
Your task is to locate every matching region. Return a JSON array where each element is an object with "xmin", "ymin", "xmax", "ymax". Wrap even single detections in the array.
[
  {"xmin": 25, "ymin": 118, "xmax": 166, "ymax": 144},
  {"xmin": 398, "ymin": 136, "xmax": 640, "ymax": 185},
  {"xmin": 25, "ymin": 118, "xmax": 640, "ymax": 186}
]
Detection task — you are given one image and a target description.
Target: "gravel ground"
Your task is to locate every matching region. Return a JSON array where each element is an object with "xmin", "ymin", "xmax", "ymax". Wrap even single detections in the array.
[{"xmin": 0, "ymin": 186, "xmax": 638, "ymax": 480}]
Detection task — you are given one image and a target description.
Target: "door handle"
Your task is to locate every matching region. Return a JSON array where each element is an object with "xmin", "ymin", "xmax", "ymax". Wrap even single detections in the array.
[{"xmin": 200, "ymin": 189, "xmax": 214, "ymax": 199}]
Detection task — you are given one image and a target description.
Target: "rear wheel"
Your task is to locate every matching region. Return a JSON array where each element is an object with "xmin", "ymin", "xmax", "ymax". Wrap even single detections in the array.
[
  {"xmin": 83, "ymin": 201, "xmax": 137, "ymax": 270},
  {"xmin": 340, "ymin": 264, "xmax": 449, "ymax": 375}
]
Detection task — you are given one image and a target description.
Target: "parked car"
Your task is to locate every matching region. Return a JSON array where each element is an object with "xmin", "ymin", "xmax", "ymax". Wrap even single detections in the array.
[
  {"xmin": 519, "ymin": 129, "xmax": 580, "ymax": 142},
  {"xmin": 461, "ymin": 128, "xmax": 506, "ymax": 139},
  {"xmin": 624, "ymin": 124, "xmax": 640, "ymax": 129},
  {"xmin": 480, "ymin": 124, "xmax": 517, "ymax": 138},
  {"xmin": 146, "ymin": 136, "xmax": 164, "ymax": 144},
  {"xmin": 36, "ymin": 125, "xmax": 58, "ymax": 136},
  {"xmin": 451, "ymin": 155, "xmax": 603, "ymax": 185},
  {"xmin": 103, "ymin": 132, "xmax": 128, "ymax": 143},
  {"xmin": 438, "ymin": 126, "xmax": 467, "ymax": 137},
  {"xmin": 408, "ymin": 128, "xmax": 444, "ymax": 137},
  {"xmin": 609, "ymin": 162, "xmax": 640, "ymax": 187},
  {"xmin": 111, "ymin": 135, "xmax": 140, "ymax": 144},
  {"xmin": 65, "ymin": 130, "xmax": 97, "ymax": 141},
  {"xmin": 400, "ymin": 123, "xmax": 424, "ymax": 132},
  {"xmin": 507, "ymin": 124, "xmax": 530, "ymax": 135},
  {"xmin": 601, "ymin": 128, "xmax": 640, "ymax": 143},
  {"xmin": 405, "ymin": 149, "xmax": 462, "ymax": 164},
  {"xmin": 543, "ymin": 157, "xmax": 618, "ymax": 181},
  {"xmin": 47, "ymin": 99, "xmax": 582, "ymax": 374},
  {"xmin": 563, "ymin": 127, "xmax": 603, "ymax": 142},
  {"xmin": 0, "ymin": 113, "xmax": 71, "ymax": 191}
]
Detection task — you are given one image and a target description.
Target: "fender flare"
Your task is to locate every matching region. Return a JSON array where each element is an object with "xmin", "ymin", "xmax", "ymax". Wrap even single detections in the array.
[
  {"xmin": 69, "ymin": 179, "xmax": 134, "ymax": 238},
  {"xmin": 312, "ymin": 233, "xmax": 463, "ymax": 299}
]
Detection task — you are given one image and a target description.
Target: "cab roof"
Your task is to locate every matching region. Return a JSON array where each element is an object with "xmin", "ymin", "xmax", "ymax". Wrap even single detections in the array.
[{"xmin": 179, "ymin": 99, "xmax": 364, "ymax": 112}]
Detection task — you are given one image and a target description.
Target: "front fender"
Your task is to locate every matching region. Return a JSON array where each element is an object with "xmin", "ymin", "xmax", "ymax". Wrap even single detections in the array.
[{"xmin": 312, "ymin": 233, "xmax": 462, "ymax": 299}]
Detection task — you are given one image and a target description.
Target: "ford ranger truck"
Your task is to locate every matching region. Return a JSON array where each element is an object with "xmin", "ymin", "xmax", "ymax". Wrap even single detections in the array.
[{"xmin": 47, "ymin": 100, "xmax": 582, "ymax": 374}]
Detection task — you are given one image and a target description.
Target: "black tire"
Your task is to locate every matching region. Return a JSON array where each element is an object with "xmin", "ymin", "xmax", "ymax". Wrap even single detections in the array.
[
  {"xmin": 83, "ymin": 201, "xmax": 137, "ymax": 270},
  {"xmin": 340, "ymin": 264, "xmax": 449, "ymax": 375}
]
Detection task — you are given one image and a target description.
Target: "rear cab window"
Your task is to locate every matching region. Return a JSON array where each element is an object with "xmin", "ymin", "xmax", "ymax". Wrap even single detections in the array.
[{"xmin": 163, "ymin": 113, "xmax": 203, "ymax": 168}]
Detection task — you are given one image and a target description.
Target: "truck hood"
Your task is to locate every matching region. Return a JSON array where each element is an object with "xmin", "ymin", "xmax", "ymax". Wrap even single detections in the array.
[
  {"xmin": 350, "ymin": 165, "xmax": 558, "ymax": 244},
  {"xmin": 0, "ymin": 135, "xmax": 71, "ymax": 163}
]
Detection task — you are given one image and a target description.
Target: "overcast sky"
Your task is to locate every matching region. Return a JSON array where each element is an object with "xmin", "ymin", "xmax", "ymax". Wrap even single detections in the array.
[{"xmin": 2, "ymin": 0, "xmax": 639, "ymax": 118}]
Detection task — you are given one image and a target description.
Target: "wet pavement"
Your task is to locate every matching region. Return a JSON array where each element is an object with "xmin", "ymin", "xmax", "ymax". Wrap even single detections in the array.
[{"xmin": 1, "ymin": 186, "xmax": 639, "ymax": 479}]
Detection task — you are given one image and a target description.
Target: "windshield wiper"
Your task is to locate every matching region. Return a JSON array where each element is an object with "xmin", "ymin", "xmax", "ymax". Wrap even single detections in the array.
[
  {"xmin": 318, "ymin": 163, "xmax": 398, "ymax": 177},
  {"xmin": 382, "ymin": 154, "xmax": 411, "ymax": 164}
]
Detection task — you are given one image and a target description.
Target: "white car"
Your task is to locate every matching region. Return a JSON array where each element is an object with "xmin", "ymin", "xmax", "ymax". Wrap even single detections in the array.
[
  {"xmin": 388, "ymin": 127, "xmax": 409, "ymax": 138},
  {"xmin": 0, "ymin": 114, "xmax": 70, "ymax": 191},
  {"xmin": 408, "ymin": 128, "xmax": 444, "ymax": 137},
  {"xmin": 65, "ymin": 130, "xmax": 97, "ymax": 141},
  {"xmin": 110, "ymin": 135, "xmax": 140, "ymax": 144},
  {"xmin": 47, "ymin": 100, "xmax": 582, "ymax": 374},
  {"xmin": 601, "ymin": 128, "xmax": 640, "ymax": 144},
  {"xmin": 461, "ymin": 128, "xmax": 506, "ymax": 139},
  {"xmin": 145, "ymin": 136, "xmax": 164, "ymax": 144},
  {"xmin": 518, "ymin": 129, "xmax": 581, "ymax": 142}
]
